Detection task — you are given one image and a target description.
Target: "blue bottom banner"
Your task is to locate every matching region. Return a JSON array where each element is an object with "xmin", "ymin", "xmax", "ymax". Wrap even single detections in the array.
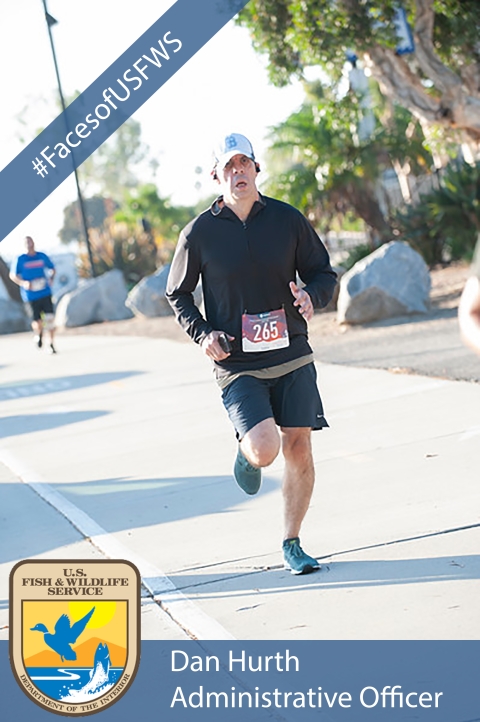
[{"xmin": 2, "ymin": 640, "xmax": 479, "ymax": 720}]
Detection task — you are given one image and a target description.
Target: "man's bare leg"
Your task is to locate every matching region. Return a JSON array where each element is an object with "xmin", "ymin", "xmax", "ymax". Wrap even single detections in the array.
[
  {"xmin": 234, "ymin": 418, "xmax": 280, "ymax": 495},
  {"xmin": 239, "ymin": 421, "xmax": 319, "ymax": 572},
  {"xmin": 32, "ymin": 319, "xmax": 44, "ymax": 347},
  {"xmin": 44, "ymin": 314, "xmax": 56, "ymax": 353},
  {"xmin": 280, "ymin": 427, "xmax": 319, "ymax": 574},
  {"xmin": 240, "ymin": 417, "xmax": 280, "ymax": 468},
  {"xmin": 281, "ymin": 427, "xmax": 315, "ymax": 539},
  {"xmin": 239, "ymin": 422, "xmax": 315, "ymax": 533}
]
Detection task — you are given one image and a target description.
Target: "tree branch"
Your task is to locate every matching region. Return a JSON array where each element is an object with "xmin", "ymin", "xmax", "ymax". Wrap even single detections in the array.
[
  {"xmin": 366, "ymin": 44, "xmax": 480, "ymax": 139},
  {"xmin": 365, "ymin": 46, "xmax": 440, "ymax": 122},
  {"xmin": 413, "ymin": 0, "xmax": 462, "ymax": 92},
  {"xmin": 461, "ymin": 62, "xmax": 480, "ymax": 96}
]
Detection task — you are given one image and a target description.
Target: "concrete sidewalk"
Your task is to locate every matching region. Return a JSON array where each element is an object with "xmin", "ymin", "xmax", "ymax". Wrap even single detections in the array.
[{"xmin": 0, "ymin": 331, "xmax": 479, "ymax": 640}]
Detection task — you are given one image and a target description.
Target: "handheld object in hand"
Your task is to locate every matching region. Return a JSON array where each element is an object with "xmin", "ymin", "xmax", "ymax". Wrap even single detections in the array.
[{"xmin": 218, "ymin": 333, "xmax": 232, "ymax": 353}]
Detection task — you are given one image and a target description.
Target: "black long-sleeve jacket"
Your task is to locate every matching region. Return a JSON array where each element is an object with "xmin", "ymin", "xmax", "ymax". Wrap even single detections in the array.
[{"xmin": 166, "ymin": 194, "xmax": 337, "ymax": 372}]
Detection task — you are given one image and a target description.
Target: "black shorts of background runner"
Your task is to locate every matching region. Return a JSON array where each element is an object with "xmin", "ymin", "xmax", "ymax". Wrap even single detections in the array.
[
  {"xmin": 221, "ymin": 363, "xmax": 329, "ymax": 440},
  {"xmin": 29, "ymin": 295, "xmax": 54, "ymax": 321}
]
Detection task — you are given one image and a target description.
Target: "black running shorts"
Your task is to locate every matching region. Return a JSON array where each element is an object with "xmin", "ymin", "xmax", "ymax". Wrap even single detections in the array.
[
  {"xmin": 221, "ymin": 362, "xmax": 329, "ymax": 440},
  {"xmin": 29, "ymin": 295, "xmax": 54, "ymax": 321}
]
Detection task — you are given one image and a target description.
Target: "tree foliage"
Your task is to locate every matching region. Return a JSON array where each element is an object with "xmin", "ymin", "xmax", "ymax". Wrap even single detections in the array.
[
  {"xmin": 238, "ymin": 0, "xmax": 480, "ymax": 141},
  {"xmin": 264, "ymin": 81, "xmax": 432, "ymax": 241},
  {"xmin": 74, "ymin": 184, "xmax": 211, "ymax": 283},
  {"xmin": 115, "ymin": 184, "xmax": 204, "ymax": 247},
  {"xmin": 80, "ymin": 118, "xmax": 149, "ymax": 200},
  {"xmin": 59, "ymin": 118, "xmax": 151, "ymax": 248},
  {"xmin": 59, "ymin": 196, "xmax": 118, "ymax": 244}
]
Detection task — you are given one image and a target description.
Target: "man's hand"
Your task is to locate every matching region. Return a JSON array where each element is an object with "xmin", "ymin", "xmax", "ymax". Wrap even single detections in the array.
[
  {"xmin": 290, "ymin": 281, "xmax": 314, "ymax": 321},
  {"xmin": 200, "ymin": 330, "xmax": 235, "ymax": 361}
]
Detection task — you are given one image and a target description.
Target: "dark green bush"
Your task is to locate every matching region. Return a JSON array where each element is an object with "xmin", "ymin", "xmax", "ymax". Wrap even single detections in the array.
[
  {"xmin": 393, "ymin": 203, "xmax": 444, "ymax": 266},
  {"xmin": 394, "ymin": 160, "xmax": 480, "ymax": 265},
  {"xmin": 342, "ymin": 243, "xmax": 376, "ymax": 271}
]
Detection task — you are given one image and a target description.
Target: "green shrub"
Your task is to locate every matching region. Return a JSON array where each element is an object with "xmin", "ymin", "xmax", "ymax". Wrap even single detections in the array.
[
  {"xmin": 393, "ymin": 203, "xmax": 444, "ymax": 266},
  {"xmin": 342, "ymin": 243, "xmax": 375, "ymax": 271},
  {"xmin": 394, "ymin": 160, "xmax": 480, "ymax": 265},
  {"xmin": 427, "ymin": 160, "xmax": 480, "ymax": 262}
]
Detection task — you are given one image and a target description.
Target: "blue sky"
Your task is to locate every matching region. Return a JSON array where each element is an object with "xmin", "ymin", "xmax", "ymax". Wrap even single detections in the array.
[{"xmin": 0, "ymin": 0, "xmax": 304, "ymax": 261}]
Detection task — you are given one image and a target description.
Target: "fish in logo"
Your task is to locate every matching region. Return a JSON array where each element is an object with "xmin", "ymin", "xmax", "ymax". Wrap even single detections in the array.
[{"xmin": 10, "ymin": 560, "xmax": 140, "ymax": 716}]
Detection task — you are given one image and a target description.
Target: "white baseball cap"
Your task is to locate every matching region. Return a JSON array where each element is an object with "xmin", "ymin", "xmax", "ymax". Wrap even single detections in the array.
[{"xmin": 213, "ymin": 133, "xmax": 256, "ymax": 169}]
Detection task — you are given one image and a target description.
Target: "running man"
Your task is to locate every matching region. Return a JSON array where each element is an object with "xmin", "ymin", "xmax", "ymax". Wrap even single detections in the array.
[
  {"xmin": 10, "ymin": 236, "xmax": 57, "ymax": 354},
  {"xmin": 166, "ymin": 133, "xmax": 337, "ymax": 574}
]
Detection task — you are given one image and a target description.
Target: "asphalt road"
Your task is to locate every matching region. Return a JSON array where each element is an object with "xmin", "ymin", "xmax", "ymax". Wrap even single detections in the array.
[
  {"xmin": 57, "ymin": 284, "xmax": 480, "ymax": 384},
  {"xmin": 311, "ymin": 307, "xmax": 480, "ymax": 383},
  {"xmin": 2, "ymin": 330, "xmax": 480, "ymax": 641}
]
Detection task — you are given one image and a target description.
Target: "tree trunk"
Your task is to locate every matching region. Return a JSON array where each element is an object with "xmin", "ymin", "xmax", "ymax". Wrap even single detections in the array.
[
  {"xmin": 345, "ymin": 181, "xmax": 392, "ymax": 244},
  {"xmin": 363, "ymin": 0, "xmax": 480, "ymax": 142}
]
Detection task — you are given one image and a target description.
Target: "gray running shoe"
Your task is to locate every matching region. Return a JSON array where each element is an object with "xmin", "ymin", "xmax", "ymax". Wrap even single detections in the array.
[
  {"xmin": 283, "ymin": 537, "xmax": 320, "ymax": 575},
  {"xmin": 233, "ymin": 446, "xmax": 261, "ymax": 495}
]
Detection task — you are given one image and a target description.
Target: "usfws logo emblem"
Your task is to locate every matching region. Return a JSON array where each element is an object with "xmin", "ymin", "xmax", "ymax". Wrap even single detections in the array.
[{"xmin": 10, "ymin": 559, "xmax": 140, "ymax": 716}]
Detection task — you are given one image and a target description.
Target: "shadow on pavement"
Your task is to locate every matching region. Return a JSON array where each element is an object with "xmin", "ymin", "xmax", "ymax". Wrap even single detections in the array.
[
  {"xmin": 54, "ymin": 474, "xmax": 278, "ymax": 528},
  {"xmin": 0, "ymin": 475, "xmax": 278, "ymax": 564},
  {"xmin": 168, "ymin": 555, "xmax": 480, "ymax": 598},
  {"xmin": 0, "ymin": 371, "xmax": 143, "ymax": 402},
  {"xmin": 0, "ymin": 411, "xmax": 110, "ymax": 439}
]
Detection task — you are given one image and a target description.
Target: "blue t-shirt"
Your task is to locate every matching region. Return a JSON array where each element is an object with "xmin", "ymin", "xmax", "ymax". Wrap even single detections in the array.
[{"xmin": 15, "ymin": 252, "xmax": 55, "ymax": 302}]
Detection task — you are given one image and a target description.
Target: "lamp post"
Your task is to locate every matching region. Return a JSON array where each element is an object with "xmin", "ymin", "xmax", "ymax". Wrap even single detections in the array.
[{"xmin": 41, "ymin": 0, "xmax": 96, "ymax": 277}]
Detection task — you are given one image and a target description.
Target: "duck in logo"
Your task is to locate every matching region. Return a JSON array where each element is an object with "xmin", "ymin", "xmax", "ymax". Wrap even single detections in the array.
[
  {"xmin": 30, "ymin": 605, "xmax": 96, "ymax": 662},
  {"xmin": 10, "ymin": 560, "xmax": 140, "ymax": 716}
]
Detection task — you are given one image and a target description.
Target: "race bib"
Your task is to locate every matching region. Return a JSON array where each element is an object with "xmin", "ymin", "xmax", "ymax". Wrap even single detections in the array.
[
  {"xmin": 242, "ymin": 308, "xmax": 290, "ymax": 352},
  {"xmin": 30, "ymin": 277, "xmax": 47, "ymax": 292}
]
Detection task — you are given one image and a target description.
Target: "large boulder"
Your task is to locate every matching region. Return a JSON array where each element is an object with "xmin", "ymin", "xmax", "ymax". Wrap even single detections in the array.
[
  {"xmin": 0, "ymin": 271, "xmax": 30, "ymax": 333},
  {"xmin": 0, "ymin": 256, "xmax": 22, "ymax": 303},
  {"xmin": 0, "ymin": 298, "xmax": 30, "ymax": 333},
  {"xmin": 126, "ymin": 264, "xmax": 202, "ymax": 318},
  {"xmin": 49, "ymin": 252, "xmax": 78, "ymax": 303},
  {"xmin": 55, "ymin": 269, "xmax": 133, "ymax": 328},
  {"xmin": 337, "ymin": 241, "xmax": 431, "ymax": 325}
]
